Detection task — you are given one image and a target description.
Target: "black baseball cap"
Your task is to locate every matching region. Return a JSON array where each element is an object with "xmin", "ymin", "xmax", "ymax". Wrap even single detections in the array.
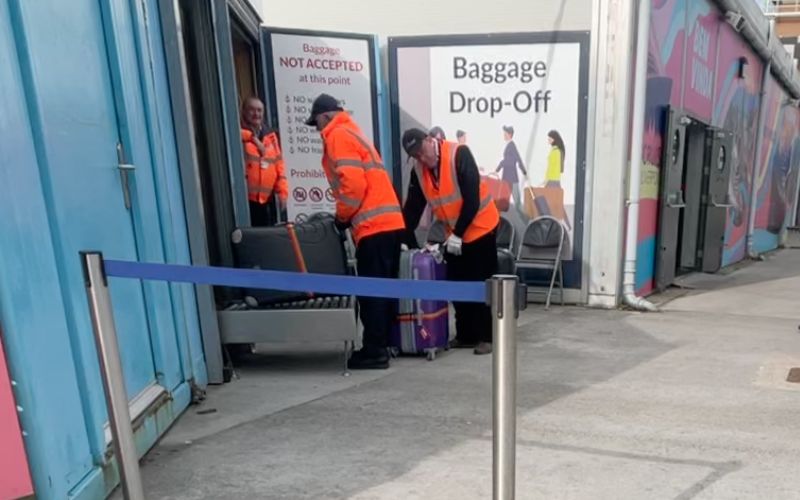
[
  {"xmin": 305, "ymin": 93, "xmax": 343, "ymax": 126},
  {"xmin": 402, "ymin": 128, "xmax": 429, "ymax": 157}
]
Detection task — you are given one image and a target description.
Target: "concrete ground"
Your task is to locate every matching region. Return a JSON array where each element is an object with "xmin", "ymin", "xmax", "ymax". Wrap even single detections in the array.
[{"xmin": 118, "ymin": 249, "xmax": 800, "ymax": 499}]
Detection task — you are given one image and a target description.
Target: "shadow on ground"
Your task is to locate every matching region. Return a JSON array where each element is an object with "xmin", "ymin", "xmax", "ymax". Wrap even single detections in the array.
[
  {"xmin": 127, "ymin": 307, "xmax": 674, "ymax": 500},
  {"xmin": 672, "ymin": 249, "xmax": 800, "ymax": 291}
]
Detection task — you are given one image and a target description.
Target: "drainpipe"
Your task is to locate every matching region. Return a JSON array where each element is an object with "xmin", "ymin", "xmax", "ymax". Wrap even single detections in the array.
[
  {"xmin": 622, "ymin": 0, "xmax": 659, "ymax": 312},
  {"xmin": 747, "ymin": 21, "xmax": 773, "ymax": 258}
]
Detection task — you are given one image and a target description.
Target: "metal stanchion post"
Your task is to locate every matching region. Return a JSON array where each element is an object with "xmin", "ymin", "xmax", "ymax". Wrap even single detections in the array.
[
  {"xmin": 487, "ymin": 275, "xmax": 525, "ymax": 500},
  {"xmin": 81, "ymin": 252, "xmax": 146, "ymax": 500}
]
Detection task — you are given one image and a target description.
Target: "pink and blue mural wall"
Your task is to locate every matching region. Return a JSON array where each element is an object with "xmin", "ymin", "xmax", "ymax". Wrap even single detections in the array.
[
  {"xmin": 713, "ymin": 20, "xmax": 763, "ymax": 266},
  {"xmin": 752, "ymin": 74, "xmax": 800, "ymax": 253},
  {"xmin": 636, "ymin": 0, "xmax": 798, "ymax": 295}
]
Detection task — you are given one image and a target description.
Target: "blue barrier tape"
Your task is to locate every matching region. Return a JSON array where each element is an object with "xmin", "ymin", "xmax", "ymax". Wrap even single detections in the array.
[{"xmin": 104, "ymin": 260, "xmax": 488, "ymax": 303}]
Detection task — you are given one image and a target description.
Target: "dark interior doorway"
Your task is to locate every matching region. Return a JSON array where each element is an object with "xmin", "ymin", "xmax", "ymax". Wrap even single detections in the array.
[{"xmin": 656, "ymin": 109, "xmax": 734, "ymax": 291}]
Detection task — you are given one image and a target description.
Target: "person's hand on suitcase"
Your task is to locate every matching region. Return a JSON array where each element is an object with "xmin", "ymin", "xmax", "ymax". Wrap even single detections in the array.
[{"xmin": 445, "ymin": 234, "xmax": 463, "ymax": 256}]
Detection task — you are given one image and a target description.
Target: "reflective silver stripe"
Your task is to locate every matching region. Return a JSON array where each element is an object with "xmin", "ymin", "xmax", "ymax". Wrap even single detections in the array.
[
  {"xmin": 329, "ymin": 176, "xmax": 344, "ymax": 197},
  {"xmin": 248, "ymin": 154, "xmax": 281, "ymax": 167},
  {"xmin": 417, "ymin": 142, "xmax": 462, "ymax": 205},
  {"xmin": 250, "ymin": 186, "xmax": 273, "ymax": 195},
  {"xmin": 343, "ymin": 129, "xmax": 386, "ymax": 170},
  {"xmin": 429, "ymin": 143, "xmax": 462, "ymax": 208},
  {"xmin": 333, "ymin": 158, "xmax": 384, "ymax": 170},
  {"xmin": 338, "ymin": 194, "xmax": 362, "ymax": 208},
  {"xmin": 439, "ymin": 195, "xmax": 492, "ymax": 232},
  {"xmin": 429, "ymin": 192, "xmax": 461, "ymax": 208},
  {"xmin": 351, "ymin": 204, "xmax": 401, "ymax": 226},
  {"xmin": 447, "ymin": 143, "xmax": 461, "ymax": 199},
  {"xmin": 440, "ymin": 196, "xmax": 492, "ymax": 213},
  {"xmin": 327, "ymin": 182, "xmax": 361, "ymax": 208},
  {"xmin": 334, "ymin": 159, "xmax": 363, "ymax": 168}
]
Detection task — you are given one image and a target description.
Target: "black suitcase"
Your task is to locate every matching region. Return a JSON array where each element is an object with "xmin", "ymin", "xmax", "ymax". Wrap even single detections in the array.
[
  {"xmin": 231, "ymin": 219, "xmax": 348, "ymax": 305},
  {"xmin": 497, "ymin": 248, "xmax": 516, "ymax": 275}
]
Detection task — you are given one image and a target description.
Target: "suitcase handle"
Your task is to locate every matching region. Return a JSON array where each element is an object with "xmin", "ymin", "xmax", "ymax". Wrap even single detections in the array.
[{"xmin": 412, "ymin": 267, "xmax": 423, "ymax": 326}]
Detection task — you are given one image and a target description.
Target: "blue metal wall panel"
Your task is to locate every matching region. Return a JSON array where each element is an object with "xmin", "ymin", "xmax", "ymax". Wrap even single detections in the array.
[
  {"xmin": 1, "ymin": 0, "xmax": 207, "ymax": 497},
  {"xmin": 9, "ymin": 0, "xmax": 158, "ymax": 463},
  {"xmin": 133, "ymin": 0, "xmax": 208, "ymax": 387},
  {"xmin": 374, "ymin": 35, "xmax": 394, "ymax": 180},
  {"xmin": 0, "ymin": 3, "xmax": 95, "ymax": 496},
  {"xmin": 100, "ymin": 0, "xmax": 185, "ymax": 393}
]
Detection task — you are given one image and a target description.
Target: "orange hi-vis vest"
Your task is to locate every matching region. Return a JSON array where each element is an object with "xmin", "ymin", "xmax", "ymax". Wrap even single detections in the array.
[
  {"xmin": 242, "ymin": 128, "xmax": 288, "ymax": 205},
  {"xmin": 320, "ymin": 113, "xmax": 405, "ymax": 244},
  {"xmin": 414, "ymin": 140, "xmax": 499, "ymax": 243}
]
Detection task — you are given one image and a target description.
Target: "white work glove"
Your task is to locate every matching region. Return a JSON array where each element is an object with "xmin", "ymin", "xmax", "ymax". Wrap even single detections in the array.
[
  {"xmin": 400, "ymin": 243, "xmax": 409, "ymax": 252},
  {"xmin": 445, "ymin": 234, "xmax": 463, "ymax": 256}
]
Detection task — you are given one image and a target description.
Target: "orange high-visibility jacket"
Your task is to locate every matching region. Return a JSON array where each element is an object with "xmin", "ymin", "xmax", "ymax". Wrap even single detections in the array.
[
  {"xmin": 414, "ymin": 140, "xmax": 499, "ymax": 243},
  {"xmin": 320, "ymin": 113, "xmax": 405, "ymax": 243},
  {"xmin": 242, "ymin": 128, "xmax": 288, "ymax": 204}
]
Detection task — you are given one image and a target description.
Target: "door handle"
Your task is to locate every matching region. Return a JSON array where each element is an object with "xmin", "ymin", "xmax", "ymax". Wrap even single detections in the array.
[
  {"xmin": 117, "ymin": 143, "xmax": 135, "ymax": 210},
  {"xmin": 709, "ymin": 195, "xmax": 733, "ymax": 209},
  {"xmin": 666, "ymin": 192, "xmax": 686, "ymax": 209}
]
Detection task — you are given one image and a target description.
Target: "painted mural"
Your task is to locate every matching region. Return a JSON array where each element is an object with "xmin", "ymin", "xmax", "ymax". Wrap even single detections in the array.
[
  {"xmin": 713, "ymin": 24, "xmax": 763, "ymax": 265},
  {"xmin": 636, "ymin": 0, "xmax": 796, "ymax": 294},
  {"xmin": 752, "ymin": 74, "xmax": 800, "ymax": 252},
  {"xmin": 637, "ymin": 0, "xmax": 687, "ymax": 294}
]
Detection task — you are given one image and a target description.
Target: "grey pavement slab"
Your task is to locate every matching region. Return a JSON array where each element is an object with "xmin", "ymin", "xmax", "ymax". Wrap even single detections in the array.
[{"xmin": 114, "ymin": 250, "xmax": 800, "ymax": 499}]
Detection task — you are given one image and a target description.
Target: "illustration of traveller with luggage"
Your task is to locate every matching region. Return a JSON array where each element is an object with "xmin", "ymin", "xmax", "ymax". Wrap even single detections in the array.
[
  {"xmin": 490, "ymin": 125, "xmax": 526, "ymax": 215},
  {"xmin": 524, "ymin": 129, "xmax": 572, "ymax": 230}
]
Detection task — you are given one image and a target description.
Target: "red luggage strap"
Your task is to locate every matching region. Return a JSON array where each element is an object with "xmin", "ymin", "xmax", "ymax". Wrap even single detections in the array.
[{"xmin": 286, "ymin": 223, "xmax": 314, "ymax": 298}]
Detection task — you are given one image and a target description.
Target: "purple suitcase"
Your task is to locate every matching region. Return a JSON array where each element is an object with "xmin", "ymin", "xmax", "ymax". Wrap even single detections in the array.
[{"xmin": 390, "ymin": 249, "xmax": 449, "ymax": 360}]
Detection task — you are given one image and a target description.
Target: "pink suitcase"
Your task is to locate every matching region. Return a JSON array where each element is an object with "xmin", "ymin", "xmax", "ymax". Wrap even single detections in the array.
[{"xmin": 390, "ymin": 249, "xmax": 449, "ymax": 360}]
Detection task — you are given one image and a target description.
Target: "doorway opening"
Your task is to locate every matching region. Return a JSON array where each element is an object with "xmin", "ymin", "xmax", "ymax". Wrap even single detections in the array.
[
  {"xmin": 655, "ymin": 109, "xmax": 734, "ymax": 291},
  {"xmin": 174, "ymin": 0, "xmax": 268, "ymax": 271},
  {"xmin": 676, "ymin": 119, "xmax": 708, "ymax": 275},
  {"xmin": 230, "ymin": 18, "xmax": 260, "ymax": 107}
]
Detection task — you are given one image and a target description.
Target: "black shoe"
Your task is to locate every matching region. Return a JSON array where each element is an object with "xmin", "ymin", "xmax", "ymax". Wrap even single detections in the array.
[
  {"xmin": 473, "ymin": 342, "xmax": 493, "ymax": 355},
  {"xmin": 450, "ymin": 339, "xmax": 478, "ymax": 349},
  {"xmin": 347, "ymin": 348, "xmax": 390, "ymax": 370}
]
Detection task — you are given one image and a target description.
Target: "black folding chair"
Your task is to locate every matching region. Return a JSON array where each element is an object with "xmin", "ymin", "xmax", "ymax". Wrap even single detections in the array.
[{"xmin": 516, "ymin": 216, "xmax": 566, "ymax": 310}]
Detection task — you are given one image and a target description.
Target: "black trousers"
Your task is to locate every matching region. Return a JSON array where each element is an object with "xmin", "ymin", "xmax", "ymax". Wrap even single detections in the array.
[
  {"xmin": 249, "ymin": 200, "xmax": 274, "ymax": 227},
  {"xmin": 356, "ymin": 230, "xmax": 403, "ymax": 349},
  {"xmin": 249, "ymin": 200, "xmax": 287, "ymax": 226},
  {"xmin": 446, "ymin": 229, "xmax": 498, "ymax": 344}
]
